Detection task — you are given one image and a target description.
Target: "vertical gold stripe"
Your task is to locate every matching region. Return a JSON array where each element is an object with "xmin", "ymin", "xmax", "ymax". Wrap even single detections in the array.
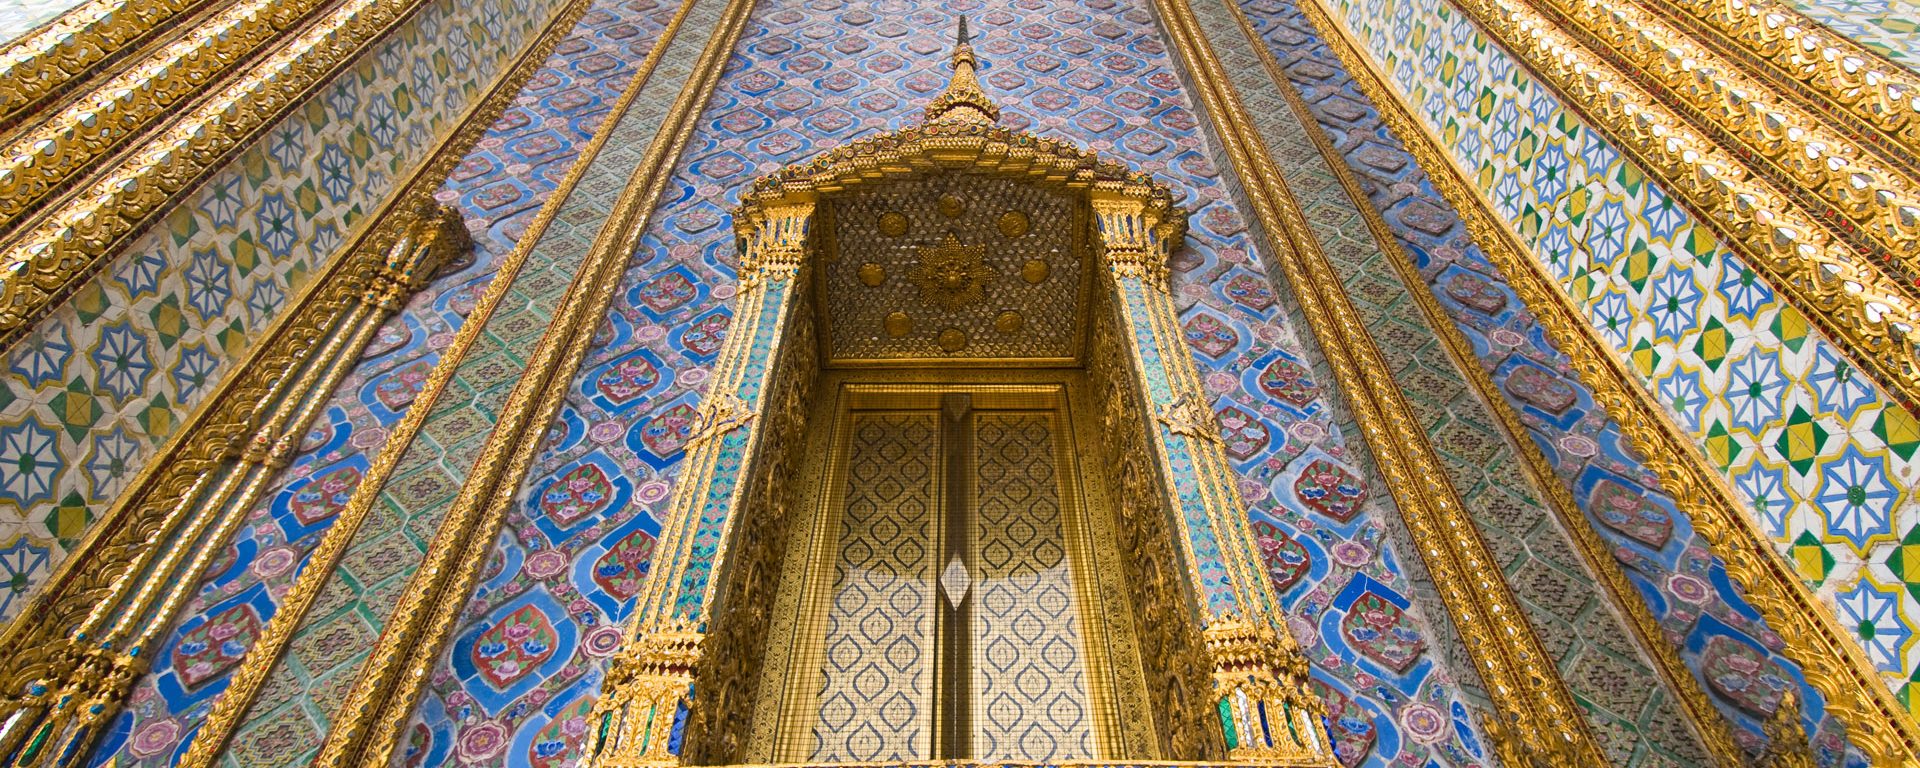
[
  {"xmin": 1293, "ymin": 0, "xmax": 1920, "ymax": 760},
  {"xmin": 167, "ymin": 0, "xmax": 679, "ymax": 761}
]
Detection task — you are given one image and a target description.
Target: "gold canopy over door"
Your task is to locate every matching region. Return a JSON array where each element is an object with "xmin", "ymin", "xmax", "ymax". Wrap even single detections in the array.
[{"xmin": 755, "ymin": 379, "xmax": 1147, "ymax": 763}]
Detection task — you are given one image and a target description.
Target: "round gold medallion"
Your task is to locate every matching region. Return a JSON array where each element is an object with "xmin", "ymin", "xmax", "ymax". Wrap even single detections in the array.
[
  {"xmin": 996, "ymin": 210, "xmax": 1030, "ymax": 238},
  {"xmin": 936, "ymin": 194, "xmax": 967, "ymax": 218},
  {"xmin": 937, "ymin": 327, "xmax": 968, "ymax": 352},
  {"xmin": 1020, "ymin": 259, "xmax": 1050, "ymax": 284},
  {"xmin": 857, "ymin": 262, "xmax": 886, "ymax": 287},
  {"xmin": 884, "ymin": 312, "xmax": 912, "ymax": 337},
  {"xmin": 993, "ymin": 310, "xmax": 1024, "ymax": 334},
  {"xmin": 878, "ymin": 211, "xmax": 909, "ymax": 237}
]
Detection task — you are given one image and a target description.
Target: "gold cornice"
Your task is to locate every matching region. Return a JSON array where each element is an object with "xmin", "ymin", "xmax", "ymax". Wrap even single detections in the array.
[
  {"xmin": 0, "ymin": 0, "xmax": 336, "ymax": 239},
  {"xmin": 0, "ymin": 0, "xmax": 215, "ymax": 129},
  {"xmin": 1213, "ymin": 2, "xmax": 1748, "ymax": 761},
  {"xmin": 309, "ymin": 0, "xmax": 756, "ymax": 763},
  {"xmin": 1437, "ymin": 0, "xmax": 1920, "ymax": 417},
  {"xmin": 0, "ymin": 0, "xmax": 446, "ymax": 353},
  {"xmin": 1294, "ymin": 0, "xmax": 1920, "ymax": 759},
  {"xmin": 1152, "ymin": 0, "xmax": 1605, "ymax": 762},
  {"xmin": 1650, "ymin": 0, "xmax": 1920, "ymax": 153},
  {"xmin": 1525, "ymin": 0, "xmax": 1920, "ymax": 293}
]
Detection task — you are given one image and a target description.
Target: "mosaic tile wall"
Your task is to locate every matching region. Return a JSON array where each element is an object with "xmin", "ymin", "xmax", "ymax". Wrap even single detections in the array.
[
  {"xmin": 1235, "ymin": 0, "xmax": 1866, "ymax": 759},
  {"xmin": 202, "ymin": 0, "xmax": 721, "ymax": 761},
  {"xmin": 1313, "ymin": 0, "xmax": 1920, "ymax": 709},
  {"xmin": 1786, "ymin": 0, "xmax": 1920, "ymax": 71},
  {"xmin": 390, "ymin": 1, "xmax": 1496, "ymax": 766},
  {"xmin": 87, "ymin": 0, "xmax": 680, "ymax": 764},
  {"xmin": 0, "ymin": 0, "xmax": 559, "ymax": 621}
]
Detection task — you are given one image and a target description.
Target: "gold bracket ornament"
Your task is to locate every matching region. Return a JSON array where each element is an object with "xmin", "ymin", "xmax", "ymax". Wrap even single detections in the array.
[
  {"xmin": 738, "ymin": 201, "xmax": 815, "ymax": 286},
  {"xmin": 586, "ymin": 623, "xmax": 706, "ymax": 768},
  {"xmin": 1202, "ymin": 617, "xmax": 1330, "ymax": 762},
  {"xmin": 688, "ymin": 391, "xmax": 755, "ymax": 446},
  {"xmin": 1159, "ymin": 390, "xmax": 1221, "ymax": 444},
  {"xmin": 364, "ymin": 203, "xmax": 473, "ymax": 311}
]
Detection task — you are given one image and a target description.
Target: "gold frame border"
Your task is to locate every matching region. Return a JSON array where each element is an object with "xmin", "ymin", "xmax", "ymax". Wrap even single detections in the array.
[{"xmin": 1291, "ymin": 0, "xmax": 1920, "ymax": 759}]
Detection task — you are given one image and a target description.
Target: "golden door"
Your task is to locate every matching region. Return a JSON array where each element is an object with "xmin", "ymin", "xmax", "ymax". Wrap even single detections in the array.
[{"xmin": 750, "ymin": 376, "xmax": 1153, "ymax": 763}]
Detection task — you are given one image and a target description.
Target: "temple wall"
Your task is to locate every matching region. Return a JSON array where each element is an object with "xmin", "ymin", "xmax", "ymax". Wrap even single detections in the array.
[
  {"xmin": 1305, "ymin": 0, "xmax": 1920, "ymax": 707},
  {"xmin": 0, "ymin": 0, "xmax": 568, "ymax": 619},
  {"xmin": 380, "ymin": 0, "xmax": 1504, "ymax": 765}
]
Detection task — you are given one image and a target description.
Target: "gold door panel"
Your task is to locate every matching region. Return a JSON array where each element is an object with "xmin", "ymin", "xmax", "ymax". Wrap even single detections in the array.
[{"xmin": 755, "ymin": 377, "xmax": 1148, "ymax": 763}]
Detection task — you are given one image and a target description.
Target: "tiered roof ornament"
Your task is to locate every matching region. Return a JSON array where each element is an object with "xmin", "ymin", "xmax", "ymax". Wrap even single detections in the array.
[{"xmin": 923, "ymin": 16, "xmax": 1000, "ymax": 125}]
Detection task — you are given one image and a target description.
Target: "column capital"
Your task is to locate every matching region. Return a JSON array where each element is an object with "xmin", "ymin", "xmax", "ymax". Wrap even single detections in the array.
[
  {"xmin": 586, "ymin": 622, "xmax": 706, "ymax": 768},
  {"xmin": 1090, "ymin": 190, "xmax": 1184, "ymax": 289},
  {"xmin": 1203, "ymin": 616, "xmax": 1332, "ymax": 763},
  {"xmin": 736, "ymin": 199, "xmax": 815, "ymax": 285}
]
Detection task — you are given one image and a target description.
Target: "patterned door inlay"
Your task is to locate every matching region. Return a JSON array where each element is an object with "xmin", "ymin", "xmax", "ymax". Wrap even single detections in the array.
[
  {"xmin": 809, "ymin": 412, "xmax": 940, "ymax": 762},
  {"xmin": 970, "ymin": 412, "xmax": 1098, "ymax": 761}
]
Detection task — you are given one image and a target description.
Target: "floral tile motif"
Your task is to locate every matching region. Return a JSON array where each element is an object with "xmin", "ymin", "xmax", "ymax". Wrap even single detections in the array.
[
  {"xmin": 393, "ymin": 0, "xmax": 1490, "ymax": 765},
  {"xmin": 0, "ymin": 0, "xmax": 567, "ymax": 623},
  {"xmin": 1787, "ymin": 0, "xmax": 1920, "ymax": 71},
  {"xmin": 1315, "ymin": 0, "xmax": 1920, "ymax": 714},
  {"xmin": 94, "ymin": 0, "xmax": 676, "ymax": 763}
]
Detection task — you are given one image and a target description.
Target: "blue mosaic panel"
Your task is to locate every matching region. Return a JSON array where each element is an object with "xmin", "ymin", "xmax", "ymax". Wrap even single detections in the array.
[
  {"xmin": 91, "ymin": 1, "xmax": 677, "ymax": 763},
  {"xmin": 396, "ymin": 0, "xmax": 1491, "ymax": 765},
  {"xmin": 1314, "ymin": 0, "xmax": 1920, "ymax": 714}
]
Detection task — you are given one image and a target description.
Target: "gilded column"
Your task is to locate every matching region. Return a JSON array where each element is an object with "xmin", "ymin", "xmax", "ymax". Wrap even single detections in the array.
[
  {"xmin": 1089, "ymin": 188, "xmax": 1329, "ymax": 763},
  {"xmin": 584, "ymin": 200, "xmax": 813, "ymax": 768}
]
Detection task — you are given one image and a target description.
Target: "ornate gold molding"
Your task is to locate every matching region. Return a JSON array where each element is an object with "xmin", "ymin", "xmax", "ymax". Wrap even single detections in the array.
[
  {"xmin": 1212, "ymin": 2, "xmax": 1749, "ymax": 761},
  {"xmin": 1153, "ymin": 0, "xmax": 1609, "ymax": 763},
  {"xmin": 1292, "ymin": 0, "xmax": 1920, "ymax": 760},
  {"xmin": 307, "ymin": 0, "xmax": 753, "ymax": 763},
  {"xmin": 1649, "ymin": 0, "xmax": 1920, "ymax": 154},
  {"xmin": 1533, "ymin": 0, "xmax": 1920, "ymax": 259},
  {"xmin": 0, "ymin": 0, "xmax": 446, "ymax": 351},
  {"xmin": 0, "ymin": 0, "xmax": 334, "ymax": 238},
  {"xmin": 1437, "ymin": 0, "xmax": 1920, "ymax": 414},
  {"xmin": 0, "ymin": 0, "xmax": 216, "ymax": 128}
]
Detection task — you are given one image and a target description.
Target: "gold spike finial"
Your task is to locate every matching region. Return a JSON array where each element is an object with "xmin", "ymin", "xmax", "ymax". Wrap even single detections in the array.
[{"xmin": 924, "ymin": 15, "xmax": 1000, "ymax": 125}]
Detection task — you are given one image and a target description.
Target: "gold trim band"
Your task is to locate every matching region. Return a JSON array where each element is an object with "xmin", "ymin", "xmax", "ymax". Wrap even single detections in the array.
[
  {"xmin": 1434, "ymin": 0, "xmax": 1920, "ymax": 414},
  {"xmin": 0, "ymin": 0, "xmax": 338, "ymax": 238},
  {"xmin": 0, "ymin": 0, "xmax": 446, "ymax": 350},
  {"xmin": 0, "ymin": 0, "xmax": 219, "ymax": 128},
  {"xmin": 1292, "ymin": 0, "xmax": 1920, "ymax": 760}
]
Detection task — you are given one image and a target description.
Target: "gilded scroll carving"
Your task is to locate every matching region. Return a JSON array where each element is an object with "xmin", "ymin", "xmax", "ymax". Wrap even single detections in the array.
[
  {"xmin": 1088, "ymin": 298, "xmax": 1223, "ymax": 760},
  {"xmin": 682, "ymin": 283, "xmax": 819, "ymax": 764}
]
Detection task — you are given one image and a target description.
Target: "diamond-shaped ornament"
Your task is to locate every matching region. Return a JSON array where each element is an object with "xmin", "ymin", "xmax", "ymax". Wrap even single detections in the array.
[{"xmin": 941, "ymin": 556, "xmax": 970, "ymax": 609}]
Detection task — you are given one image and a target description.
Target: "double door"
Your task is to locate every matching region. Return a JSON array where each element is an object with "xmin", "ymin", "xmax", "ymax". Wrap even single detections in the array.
[{"xmin": 754, "ymin": 378, "xmax": 1148, "ymax": 762}]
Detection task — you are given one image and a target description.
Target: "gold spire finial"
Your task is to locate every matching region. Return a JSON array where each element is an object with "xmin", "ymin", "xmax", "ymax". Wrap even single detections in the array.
[{"xmin": 924, "ymin": 16, "xmax": 1000, "ymax": 125}]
